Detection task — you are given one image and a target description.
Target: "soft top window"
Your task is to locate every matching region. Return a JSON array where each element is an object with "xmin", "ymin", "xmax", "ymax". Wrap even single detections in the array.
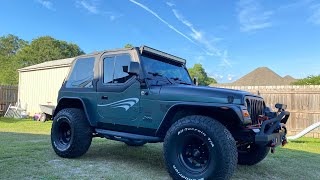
[
  {"xmin": 103, "ymin": 54, "xmax": 133, "ymax": 84},
  {"xmin": 66, "ymin": 57, "xmax": 95, "ymax": 88}
]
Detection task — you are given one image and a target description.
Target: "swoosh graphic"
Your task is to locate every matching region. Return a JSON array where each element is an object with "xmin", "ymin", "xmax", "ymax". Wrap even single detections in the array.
[
  {"xmin": 97, "ymin": 98, "xmax": 139, "ymax": 111},
  {"xmin": 111, "ymin": 105, "xmax": 130, "ymax": 111},
  {"xmin": 110, "ymin": 101, "xmax": 136, "ymax": 107}
]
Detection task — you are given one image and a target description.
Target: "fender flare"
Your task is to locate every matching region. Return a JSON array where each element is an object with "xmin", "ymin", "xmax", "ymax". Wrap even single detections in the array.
[
  {"xmin": 53, "ymin": 97, "xmax": 95, "ymax": 126},
  {"xmin": 155, "ymin": 102, "xmax": 246, "ymax": 137}
]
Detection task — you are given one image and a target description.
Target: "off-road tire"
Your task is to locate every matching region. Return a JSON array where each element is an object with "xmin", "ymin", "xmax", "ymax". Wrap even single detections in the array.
[
  {"xmin": 163, "ymin": 115, "xmax": 237, "ymax": 180},
  {"xmin": 124, "ymin": 140, "xmax": 146, "ymax": 146},
  {"xmin": 238, "ymin": 144, "xmax": 270, "ymax": 165},
  {"xmin": 51, "ymin": 108, "xmax": 92, "ymax": 158}
]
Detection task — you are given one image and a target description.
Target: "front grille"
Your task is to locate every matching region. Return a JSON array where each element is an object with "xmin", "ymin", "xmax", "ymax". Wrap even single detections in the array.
[{"xmin": 246, "ymin": 97, "xmax": 265, "ymax": 125}]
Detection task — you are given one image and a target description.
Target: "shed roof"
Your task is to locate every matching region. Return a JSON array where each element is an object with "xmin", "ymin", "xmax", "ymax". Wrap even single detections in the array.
[
  {"xmin": 17, "ymin": 46, "xmax": 132, "ymax": 72},
  {"xmin": 18, "ymin": 58, "xmax": 75, "ymax": 72}
]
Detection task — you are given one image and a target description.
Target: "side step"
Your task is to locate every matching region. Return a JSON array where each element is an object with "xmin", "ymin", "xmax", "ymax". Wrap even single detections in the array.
[{"xmin": 95, "ymin": 128, "xmax": 162, "ymax": 143}]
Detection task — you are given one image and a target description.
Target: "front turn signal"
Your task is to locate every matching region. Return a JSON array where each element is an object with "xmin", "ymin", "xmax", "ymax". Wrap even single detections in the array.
[{"xmin": 242, "ymin": 110, "xmax": 250, "ymax": 118}]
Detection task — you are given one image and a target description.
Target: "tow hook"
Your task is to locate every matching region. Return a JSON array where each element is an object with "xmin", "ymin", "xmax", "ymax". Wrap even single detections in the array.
[
  {"xmin": 270, "ymin": 136, "xmax": 287, "ymax": 154},
  {"xmin": 282, "ymin": 137, "xmax": 288, "ymax": 147},
  {"xmin": 270, "ymin": 139, "xmax": 277, "ymax": 154}
]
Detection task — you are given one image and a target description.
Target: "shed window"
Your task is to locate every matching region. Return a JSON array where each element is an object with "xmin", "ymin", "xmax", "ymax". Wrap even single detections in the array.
[{"xmin": 66, "ymin": 57, "xmax": 95, "ymax": 88}]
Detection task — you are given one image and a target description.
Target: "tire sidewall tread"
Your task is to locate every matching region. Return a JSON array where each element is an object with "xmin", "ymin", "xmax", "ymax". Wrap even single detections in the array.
[
  {"xmin": 51, "ymin": 108, "xmax": 92, "ymax": 158},
  {"xmin": 163, "ymin": 115, "xmax": 237, "ymax": 180}
]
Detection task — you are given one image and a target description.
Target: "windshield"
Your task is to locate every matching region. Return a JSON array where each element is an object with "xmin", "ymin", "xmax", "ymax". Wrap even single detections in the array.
[{"xmin": 141, "ymin": 56, "xmax": 192, "ymax": 85}]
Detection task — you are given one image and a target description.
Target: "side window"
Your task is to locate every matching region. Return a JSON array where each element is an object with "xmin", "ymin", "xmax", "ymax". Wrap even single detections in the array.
[
  {"xmin": 66, "ymin": 57, "xmax": 95, "ymax": 88},
  {"xmin": 103, "ymin": 54, "xmax": 133, "ymax": 84},
  {"xmin": 103, "ymin": 57, "xmax": 115, "ymax": 83},
  {"xmin": 113, "ymin": 55, "xmax": 132, "ymax": 84}
]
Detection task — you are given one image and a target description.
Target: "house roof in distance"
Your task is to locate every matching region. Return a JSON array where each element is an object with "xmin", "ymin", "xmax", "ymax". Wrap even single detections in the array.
[
  {"xmin": 219, "ymin": 67, "xmax": 296, "ymax": 86},
  {"xmin": 283, "ymin": 75, "xmax": 297, "ymax": 84}
]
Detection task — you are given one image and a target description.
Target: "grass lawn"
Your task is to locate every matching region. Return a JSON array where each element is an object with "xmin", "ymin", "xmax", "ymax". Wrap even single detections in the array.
[{"xmin": 0, "ymin": 118, "xmax": 319, "ymax": 180}]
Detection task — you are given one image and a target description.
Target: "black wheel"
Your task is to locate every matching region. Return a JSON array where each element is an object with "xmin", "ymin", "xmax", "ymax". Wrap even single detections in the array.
[
  {"xmin": 238, "ymin": 143, "xmax": 270, "ymax": 165},
  {"xmin": 164, "ymin": 115, "xmax": 237, "ymax": 180},
  {"xmin": 39, "ymin": 113, "xmax": 47, "ymax": 122},
  {"xmin": 124, "ymin": 140, "xmax": 146, "ymax": 146},
  {"xmin": 51, "ymin": 108, "xmax": 92, "ymax": 158}
]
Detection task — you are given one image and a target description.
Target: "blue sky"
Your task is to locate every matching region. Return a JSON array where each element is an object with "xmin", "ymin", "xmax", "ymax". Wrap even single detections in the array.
[{"xmin": 1, "ymin": 0, "xmax": 320, "ymax": 83}]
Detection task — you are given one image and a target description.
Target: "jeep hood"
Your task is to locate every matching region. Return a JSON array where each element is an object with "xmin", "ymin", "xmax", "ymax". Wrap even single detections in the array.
[{"xmin": 155, "ymin": 85, "xmax": 258, "ymax": 104}]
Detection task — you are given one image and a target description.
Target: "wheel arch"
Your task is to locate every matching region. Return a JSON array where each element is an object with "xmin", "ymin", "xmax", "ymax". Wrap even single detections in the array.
[
  {"xmin": 53, "ymin": 97, "xmax": 95, "ymax": 126},
  {"xmin": 156, "ymin": 103, "xmax": 245, "ymax": 138}
]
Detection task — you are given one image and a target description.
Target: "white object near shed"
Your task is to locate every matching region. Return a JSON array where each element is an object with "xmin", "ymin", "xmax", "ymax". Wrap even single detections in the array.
[{"xmin": 18, "ymin": 58, "xmax": 74, "ymax": 116}]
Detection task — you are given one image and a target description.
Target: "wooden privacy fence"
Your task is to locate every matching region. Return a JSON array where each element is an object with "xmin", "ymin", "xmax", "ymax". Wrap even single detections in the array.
[
  {"xmin": 0, "ymin": 85, "xmax": 18, "ymax": 116},
  {"xmin": 212, "ymin": 85, "xmax": 320, "ymax": 138}
]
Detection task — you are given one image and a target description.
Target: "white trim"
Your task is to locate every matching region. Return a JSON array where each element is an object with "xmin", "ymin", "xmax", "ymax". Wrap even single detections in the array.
[{"xmin": 97, "ymin": 98, "xmax": 139, "ymax": 111}]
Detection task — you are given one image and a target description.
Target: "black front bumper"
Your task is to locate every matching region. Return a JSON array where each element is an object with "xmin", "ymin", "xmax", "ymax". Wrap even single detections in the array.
[
  {"xmin": 254, "ymin": 110, "xmax": 290, "ymax": 146},
  {"xmin": 255, "ymin": 129, "xmax": 286, "ymax": 146}
]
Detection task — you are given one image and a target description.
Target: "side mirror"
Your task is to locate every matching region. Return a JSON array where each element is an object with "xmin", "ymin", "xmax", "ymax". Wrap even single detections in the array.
[
  {"xmin": 122, "ymin": 66, "xmax": 129, "ymax": 73},
  {"xmin": 193, "ymin": 77, "xmax": 198, "ymax": 86},
  {"xmin": 275, "ymin": 103, "xmax": 287, "ymax": 111},
  {"xmin": 123, "ymin": 62, "xmax": 140, "ymax": 75}
]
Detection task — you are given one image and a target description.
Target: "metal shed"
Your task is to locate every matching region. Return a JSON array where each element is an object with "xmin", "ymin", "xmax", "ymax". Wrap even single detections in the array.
[{"xmin": 18, "ymin": 58, "xmax": 74, "ymax": 116}]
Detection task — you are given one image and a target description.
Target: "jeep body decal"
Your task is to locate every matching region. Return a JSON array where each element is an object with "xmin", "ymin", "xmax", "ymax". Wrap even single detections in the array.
[{"xmin": 97, "ymin": 98, "xmax": 139, "ymax": 111}]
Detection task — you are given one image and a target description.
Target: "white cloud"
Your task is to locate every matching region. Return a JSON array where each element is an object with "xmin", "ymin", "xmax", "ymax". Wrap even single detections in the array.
[
  {"xmin": 110, "ymin": 15, "xmax": 116, "ymax": 21},
  {"xmin": 166, "ymin": 2, "xmax": 175, "ymax": 7},
  {"xmin": 221, "ymin": 50, "xmax": 232, "ymax": 67},
  {"xmin": 128, "ymin": 0, "xmax": 197, "ymax": 45},
  {"xmin": 210, "ymin": 73, "xmax": 224, "ymax": 81},
  {"xmin": 129, "ymin": 0, "xmax": 232, "ymax": 68},
  {"xmin": 237, "ymin": 0, "xmax": 273, "ymax": 32},
  {"xmin": 103, "ymin": 12, "xmax": 123, "ymax": 21},
  {"xmin": 308, "ymin": 3, "xmax": 320, "ymax": 25},
  {"xmin": 172, "ymin": 9, "xmax": 231, "ymax": 67},
  {"xmin": 76, "ymin": 0, "xmax": 99, "ymax": 14},
  {"xmin": 278, "ymin": 0, "xmax": 310, "ymax": 11},
  {"xmin": 227, "ymin": 74, "xmax": 234, "ymax": 81},
  {"xmin": 172, "ymin": 9, "xmax": 200, "ymax": 39},
  {"xmin": 76, "ymin": 0, "xmax": 122, "ymax": 21},
  {"xmin": 36, "ymin": 0, "xmax": 55, "ymax": 11},
  {"xmin": 277, "ymin": 0, "xmax": 320, "ymax": 25},
  {"xmin": 194, "ymin": 55, "xmax": 205, "ymax": 64}
]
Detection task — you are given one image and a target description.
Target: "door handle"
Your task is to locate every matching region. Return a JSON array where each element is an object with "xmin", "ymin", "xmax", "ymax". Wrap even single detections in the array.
[{"xmin": 101, "ymin": 96, "xmax": 108, "ymax": 100}]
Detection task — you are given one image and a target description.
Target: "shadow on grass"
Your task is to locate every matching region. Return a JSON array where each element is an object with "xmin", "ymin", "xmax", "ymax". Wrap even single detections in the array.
[
  {"xmin": 0, "ymin": 118, "xmax": 34, "ymax": 123},
  {"xmin": 289, "ymin": 140, "xmax": 320, "ymax": 144},
  {"xmin": 1, "ymin": 131, "xmax": 319, "ymax": 179},
  {"xmin": 84, "ymin": 139, "xmax": 166, "ymax": 170},
  {"xmin": 0, "ymin": 118, "xmax": 21, "ymax": 123}
]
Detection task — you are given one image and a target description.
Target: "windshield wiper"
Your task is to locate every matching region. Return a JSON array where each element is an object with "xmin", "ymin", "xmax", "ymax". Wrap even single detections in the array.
[
  {"xmin": 147, "ymin": 72, "xmax": 173, "ymax": 84},
  {"xmin": 148, "ymin": 72, "xmax": 162, "ymax": 77},
  {"xmin": 170, "ymin": 77, "xmax": 192, "ymax": 85}
]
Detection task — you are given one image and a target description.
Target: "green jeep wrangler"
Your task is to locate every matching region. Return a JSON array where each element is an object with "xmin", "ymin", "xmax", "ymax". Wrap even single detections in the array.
[{"xmin": 51, "ymin": 46, "xmax": 290, "ymax": 179}]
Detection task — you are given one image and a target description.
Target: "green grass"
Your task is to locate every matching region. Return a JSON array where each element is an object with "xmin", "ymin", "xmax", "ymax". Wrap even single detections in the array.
[{"xmin": 0, "ymin": 118, "xmax": 319, "ymax": 180}]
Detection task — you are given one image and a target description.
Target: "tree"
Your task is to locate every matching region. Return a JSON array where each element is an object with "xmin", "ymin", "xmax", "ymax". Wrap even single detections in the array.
[
  {"xmin": 124, "ymin": 44, "xmax": 134, "ymax": 48},
  {"xmin": 0, "ymin": 34, "xmax": 27, "ymax": 85},
  {"xmin": 0, "ymin": 35, "xmax": 85, "ymax": 85},
  {"xmin": 17, "ymin": 36, "xmax": 84, "ymax": 66},
  {"xmin": 292, "ymin": 75, "xmax": 320, "ymax": 85},
  {"xmin": 0, "ymin": 56, "xmax": 20, "ymax": 85},
  {"xmin": 0, "ymin": 34, "xmax": 27, "ymax": 56},
  {"xmin": 188, "ymin": 64, "xmax": 217, "ymax": 86}
]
